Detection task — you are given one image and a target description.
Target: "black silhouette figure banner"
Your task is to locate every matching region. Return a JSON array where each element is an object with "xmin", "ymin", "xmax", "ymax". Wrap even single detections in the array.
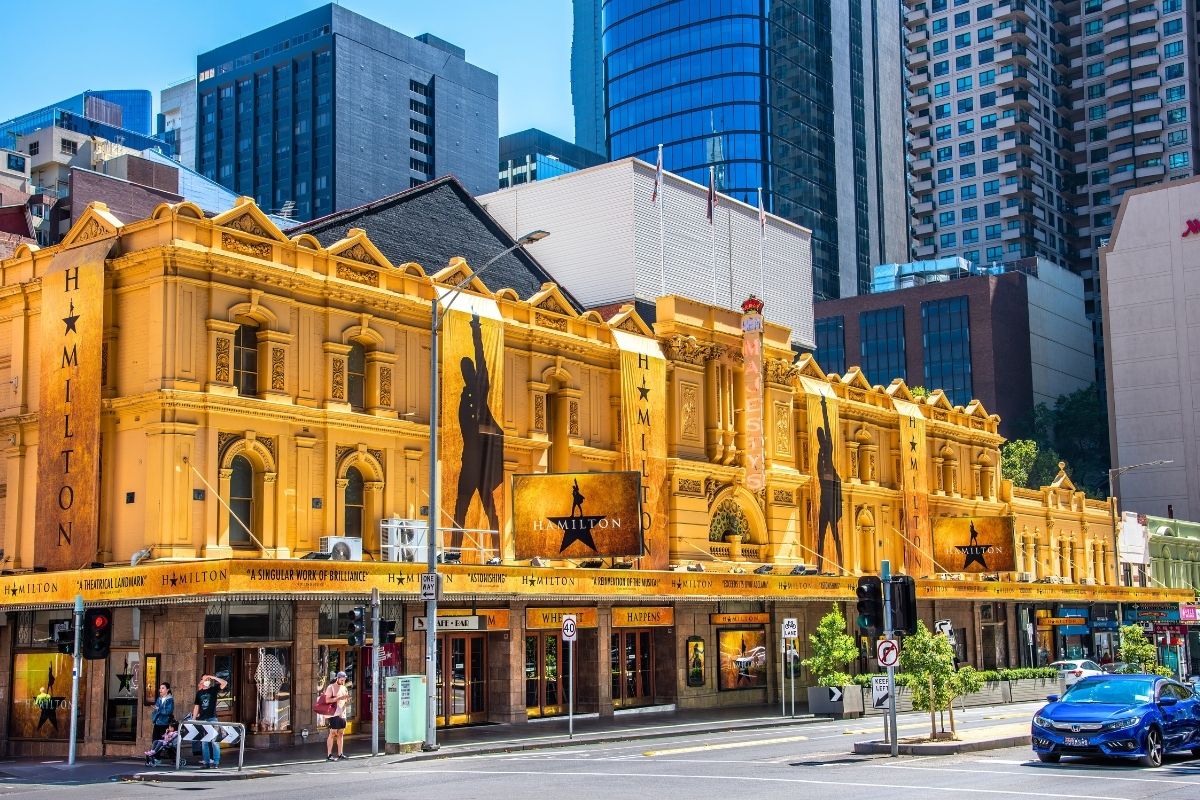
[
  {"xmin": 931, "ymin": 516, "xmax": 1016, "ymax": 574},
  {"xmin": 806, "ymin": 388, "xmax": 844, "ymax": 575},
  {"xmin": 510, "ymin": 471, "xmax": 643, "ymax": 560},
  {"xmin": 441, "ymin": 302, "xmax": 506, "ymax": 564}
]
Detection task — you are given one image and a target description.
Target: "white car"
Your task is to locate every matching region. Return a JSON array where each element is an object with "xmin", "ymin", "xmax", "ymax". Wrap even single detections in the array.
[{"xmin": 1050, "ymin": 659, "xmax": 1105, "ymax": 686}]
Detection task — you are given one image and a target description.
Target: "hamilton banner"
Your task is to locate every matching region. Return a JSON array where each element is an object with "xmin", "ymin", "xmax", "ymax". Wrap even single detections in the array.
[
  {"xmin": 615, "ymin": 330, "xmax": 668, "ymax": 570},
  {"xmin": 931, "ymin": 516, "xmax": 1016, "ymax": 574},
  {"xmin": 893, "ymin": 399, "xmax": 934, "ymax": 577},
  {"xmin": 511, "ymin": 471, "xmax": 643, "ymax": 560},
  {"xmin": 439, "ymin": 290, "xmax": 505, "ymax": 564},
  {"xmin": 35, "ymin": 237, "xmax": 111, "ymax": 571},
  {"xmin": 800, "ymin": 377, "xmax": 844, "ymax": 575}
]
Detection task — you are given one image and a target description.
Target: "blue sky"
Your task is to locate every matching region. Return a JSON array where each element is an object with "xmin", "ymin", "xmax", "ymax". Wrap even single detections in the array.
[{"xmin": 0, "ymin": 0, "xmax": 576, "ymax": 141}]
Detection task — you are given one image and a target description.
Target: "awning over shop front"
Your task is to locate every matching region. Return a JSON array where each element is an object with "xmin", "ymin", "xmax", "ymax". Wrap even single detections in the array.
[{"xmin": 0, "ymin": 559, "xmax": 1189, "ymax": 609}]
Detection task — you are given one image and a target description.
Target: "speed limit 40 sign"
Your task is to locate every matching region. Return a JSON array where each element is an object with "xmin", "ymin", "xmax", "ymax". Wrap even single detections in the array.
[{"xmin": 561, "ymin": 614, "xmax": 577, "ymax": 642}]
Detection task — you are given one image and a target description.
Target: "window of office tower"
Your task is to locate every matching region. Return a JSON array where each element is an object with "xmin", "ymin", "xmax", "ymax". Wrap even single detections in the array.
[
  {"xmin": 921, "ymin": 297, "xmax": 972, "ymax": 406},
  {"xmin": 601, "ymin": 0, "xmax": 840, "ymax": 299},
  {"xmin": 860, "ymin": 306, "xmax": 906, "ymax": 385}
]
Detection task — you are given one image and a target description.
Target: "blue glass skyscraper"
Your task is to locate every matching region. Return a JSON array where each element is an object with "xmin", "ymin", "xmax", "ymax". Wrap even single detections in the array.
[
  {"xmin": 588, "ymin": 0, "xmax": 909, "ymax": 300},
  {"xmin": 0, "ymin": 90, "xmax": 154, "ymax": 150}
]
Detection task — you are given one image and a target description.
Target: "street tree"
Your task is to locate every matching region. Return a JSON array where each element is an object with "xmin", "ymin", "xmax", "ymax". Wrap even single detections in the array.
[
  {"xmin": 898, "ymin": 621, "xmax": 958, "ymax": 738},
  {"xmin": 801, "ymin": 605, "xmax": 858, "ymax": 687}
]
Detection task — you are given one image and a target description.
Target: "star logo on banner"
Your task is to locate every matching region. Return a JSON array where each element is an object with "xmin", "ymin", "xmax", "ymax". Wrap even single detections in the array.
[
  {"xmin": 909, "ymin": 437, "xmax": 918, "ymax": 453},
  {"xmin": 62, "ymin": 300, "xmax": 79, "ymax": 335},
  {"xmin": 168, "ymin": 575, "xmax": 179, "ymax": 588},
  {"xmin": 637, "ymin": 376, "xmax": 651, "ymax": 401},
  {"xmin": 117, "ymin": 672, "xmax": 133, "ymax": 693}
]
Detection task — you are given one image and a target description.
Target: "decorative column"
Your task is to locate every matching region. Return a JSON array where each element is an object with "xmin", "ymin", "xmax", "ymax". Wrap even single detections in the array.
[
  {"xmin": 365, "ymin": 481, "xmax": 384, "ymax": 557},
  {"xmin": 323, "ymin": 342, "xmax": 352, "ymax": 412},
  {"xmin": 365, "ymin": 351, "xmax": 398, "ymax": 417},
  {"xmin": 704, "ymin": 355, "xmax": 721, "ymax": 463},
  {"xmin": 206, "ymin": 319, "xmax": 239, "ymax": 395},
  {"xmin": 257, "ymin": 329, "xmax": 293, "ymax": 402},
  {"xmin": 262, "ymin": 472, "xmax": 279, "ymax": 556}
]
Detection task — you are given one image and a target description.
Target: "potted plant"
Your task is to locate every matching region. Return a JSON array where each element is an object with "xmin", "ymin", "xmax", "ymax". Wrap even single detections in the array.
[{"xmin": 802, "ymin": 604, "xmax": 864, "ymax": 717}]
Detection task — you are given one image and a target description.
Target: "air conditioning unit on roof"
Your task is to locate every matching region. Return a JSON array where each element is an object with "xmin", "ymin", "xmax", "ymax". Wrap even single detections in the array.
[
  {"xmin": 381, "ymin": 518, "xmax": 428, "ymax": 563},
  {"xmin": 319, "ymin": 536, "xmax": 363, "ymax": 561}
]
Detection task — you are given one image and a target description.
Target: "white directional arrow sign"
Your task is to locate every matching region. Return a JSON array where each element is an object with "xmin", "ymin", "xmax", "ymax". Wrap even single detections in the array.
[
  {"xmin": 180, "ymin": 721, "xmax": 243, "ymax": 744},
  {"xmin": 827, "ymin": 686, "xmax": 843, "ymax": 703},
  {"xmin": 219, "ymin": 725, "xmax": 242, "ymax": 744}
]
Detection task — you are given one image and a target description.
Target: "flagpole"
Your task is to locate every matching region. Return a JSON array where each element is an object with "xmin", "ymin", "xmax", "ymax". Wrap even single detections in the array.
[
  {"xmin": 758, "ymin": 187, "xmax": 765, "ymax": 302},
  {"xmin": 657, "ymin": 144, "xmax": 666, "ymax": 296},
  {"xmin": 710, "ymin": 166, "xmax": 717, "ymax": 305}
]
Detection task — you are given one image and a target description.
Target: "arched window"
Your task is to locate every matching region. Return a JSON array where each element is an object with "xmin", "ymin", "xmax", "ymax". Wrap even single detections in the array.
[
  {"xmin": 347, "ymin": 343, "xmax": 365, "ymax": 411},
  {"xmin": 344, "ymin": 467, "xmax": 364, "ymax": 538},
  {"xmin": 230, "ymin": 455, "xmax": 255, "ymax": 546},
  {"xmin": 233, "ymin": 323, "xmax": 259, "ymax": 396}
]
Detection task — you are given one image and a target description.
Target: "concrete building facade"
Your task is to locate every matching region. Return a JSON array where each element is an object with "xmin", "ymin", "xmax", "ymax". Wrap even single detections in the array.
[
  {"xmin": 481, "ymin": 158, "xmax": 816, "ymax": 348},
  {"xmin": 157, "ymin": 78, "xmax": 197, "ymax": 171},
  {"xmin": 196, "ymin": 3, "xmax": 498, "ymax": 221},
  {"xmin": 1102, "ymin": 175, "xmax": 1200, "ymax": 521}
]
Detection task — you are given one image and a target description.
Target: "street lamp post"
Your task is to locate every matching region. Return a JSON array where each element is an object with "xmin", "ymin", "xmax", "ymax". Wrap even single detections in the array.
[
  {"xmin": 423, "ymin": 230, "xmax": 548, "ymax": 751},
  {"xmin": 1109, "ymin": 460, "xmax": 1173, "ymax": 586}
]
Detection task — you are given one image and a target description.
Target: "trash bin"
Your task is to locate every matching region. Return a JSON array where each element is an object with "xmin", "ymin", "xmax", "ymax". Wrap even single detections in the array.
[{"xmin": 385, "ymin": 675, "xmax": 427, "ymax": 753}]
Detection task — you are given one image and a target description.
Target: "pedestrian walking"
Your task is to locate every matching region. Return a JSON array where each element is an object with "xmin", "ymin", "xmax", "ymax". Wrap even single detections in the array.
[
  {"xmin": 191, "ymin": 673, "xmax": 227, "ymax": 768},
  {"xmin": 324, "ymin": 671, "xmax": 350, "ymax": 761},
  {"xmin": 151, "ymin": 682, "xmax": 175, "ymax": 742}
]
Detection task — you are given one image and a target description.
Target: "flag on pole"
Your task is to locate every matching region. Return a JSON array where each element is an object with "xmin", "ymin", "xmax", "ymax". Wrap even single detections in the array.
[
  {"xmin": 757, "ymin": 187, "xmax": 766, "ymax": 231},
  {"xmin": 651, "ymin": 144, "xmax": 663, "ymax": 204},
  {"xmin": 707, "ymin": 166, "xmax": 717, "ymax": 224}
]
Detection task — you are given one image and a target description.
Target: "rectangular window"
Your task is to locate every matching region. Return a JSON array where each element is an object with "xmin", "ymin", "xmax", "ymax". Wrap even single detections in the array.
[
  {"xmin": 937, "ymin": 146, "xmax": 953, "ymax": 162},
  {"xmin": 932, "ymin": 18, "xmax": 948, "ymax": 33},
  {"xmin": 1164, "ymin": 41, "xmax": 1183, "ymax": 58},
  {"xmin": 938, "ymin": 167, "xmax": 954, "ymax": 182},
  {"xmin": 962, "ymin": 228, "xmax": 979, "ymax": 244},
  {"xmin": 978, "ymin": 25, "xmax": 993, "ymax": 42},
  {"xmin": 934, "ymin": 60, "xmax": 950, "ymax": 77},
  {"xmin": 938, "ymin": 189, "xmax": 954, "ymax": 204},
  {"xmin": 983, "ymin": 179, "xmax": 999, "ymax": 195},
  {"xmin": 60, "ymin": 139, "xmax": 77, "ymax": 156},
  {"xmin": 979, "ymin": 48, "xmax": 994, "ymax": 64},
  {"xmin": 934, "ymin": 82, "xmax": 950, "ymax": 97},
  {"xmin": 936, "ymin": 124, "xmax": 952, "ymax": 141},
  {"xmin": 815, "ymin": 317, "xmax": 846, "ymax": 375},
  {"xmin": 983, "ymin": 157, "xmax": 998, "ymax": 174},
  {"xmin": 986, "ymin": 223, "xmax": 1002, "ymax": 239},
  {"xmin": 860, "ymin": 307, "xmax": 907, "ymax": 385},
  {"xmin": 979, "ymin": 69, "xmax": 995, "ymax": 86},
  {"xmin": 933, "ymin": 39, "xmax": 949, "ymax": 55},
  {"xmin": 980, "ymin": 92, "xmax": 996, "ymax": 108},
  {"xmin": 960, "ymin": 185, "xmax": 977, "ymax": 200},
  {"xmin": 940, "ymin": 232, "xmax": 957, "ymax": 247},
  {"xmin": 984, "ymin": 202, "xmax": 1000, "ymax": 218},
  {"xmin": 954, "ymin": 33, "xmax": 971, "ymax": 49},
  {"xmin": 1169, "ymin": 152, "xmax": 1190, "ymax": 169},
  {"xmin": 409, "ymin": 99, "xmax": 429, "ymax": 115},
  {"xmin": 959, "ymin": 141, "xmax": 975, "ymax": 157},
  {"xmin": 958, "ymin": 119, "xmax": 975, "ymax": 135},
  {"xmin": 5, "ymin": 153, "xmax": 25, "ymax": 172},
  {"xmin": 1168, "ymin": 129, "xmax": 1188, "ymax": 146},
  {"xmin": 939, "ymin": 210, "xmax": 956, "ymax": 225},
  {"xmin": 1166, "ymin": 86, "xmax": 1186, "ymax": 103},
  {"xmin": 1168, "ymin": 107, "xmax": 1187, "ymax": 124},
  {"xmin": 959, "ymin": 163, "xmax": 976, "ymax": 178},
  {"xmin": 936, "ymin": 103, "xmax": 951, "ymax": 119},
  {"xmin": 1163, "ymin": 19, "xmax": 1182, "ymax": 36},
  {"xmin": 953, "ymin": 11, "xmax": 969, "ymax": 26},
  {"xmin": 982, "ymin": 135, "xmax": 998, "ymax": 151},
  {"xmin": 955, "ymin": 54, "xmax": 972, "ymax": 70},
  {"xmin": 961, "ymin": 206, "xmax": 978, "ymax": 222},
  {"xmin": 922, "ymin": 296, "xmax": 972, "ymax": 406},
  {"xmin": 986, "ymin": 246, "xmax": 1003, "ymax": 260},
  {"xmin": 956, "ymin": 76, "xmax": 973, "ymax": 92}
]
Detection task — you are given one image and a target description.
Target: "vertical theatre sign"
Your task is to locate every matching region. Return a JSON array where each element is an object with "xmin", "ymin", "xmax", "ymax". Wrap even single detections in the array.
[
  {"xmin": 741, "ymin": 296, "xmax": 765, "ymax": 492},
  {"xmin": 615, "ymin": 329, "xmax": 667, "ymax": 570},
  {"xmin": 893, "ymin": 397, "xmax": 933, "ymax": 577},
  {"xmin": 35, "ymin": 237, "xmax": 110, "ymax": 570}
]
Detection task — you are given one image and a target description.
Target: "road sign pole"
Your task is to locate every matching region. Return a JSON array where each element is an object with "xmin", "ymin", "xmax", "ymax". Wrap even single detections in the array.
[
  {"xmin": 562, "ymin": 614, "xmax": 577, "ymax": 739},
  {"xmin": 881, "ymin": 560, "xmax": 898, "ymax": 758},
  {"xmin": 371, "ymin": 586, "xmax": 381, "ymax": 757},
  {"xmin": 780, "ymin": 634, "xmax": 786, "ymax": 718},
  {"xmin": 68, "ymin": 594, "xmax": 83, "ymax": 766},
  {"xmin": 789, "ymin": 643, "xmax": 796, "ymax": 718}
]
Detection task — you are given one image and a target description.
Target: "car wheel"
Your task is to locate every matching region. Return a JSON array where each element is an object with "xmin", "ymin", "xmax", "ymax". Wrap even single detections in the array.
[
  {"xmin": 1140, "ymin": 728, "xmax": 1164, "ymax": 768},
  {"xmin": 1037, "ymin": 753, "xmax": 1060, "ymax": 764}
]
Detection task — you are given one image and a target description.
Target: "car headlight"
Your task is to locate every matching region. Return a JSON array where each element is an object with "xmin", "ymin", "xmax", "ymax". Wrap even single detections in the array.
[
  {"xmin": 1033, "ymin": 715, "xmax": 1052, "ymax": 728},
  {"xmin": 1102, "ymin": 716, "xmax": 1142, "ymax": 731}
]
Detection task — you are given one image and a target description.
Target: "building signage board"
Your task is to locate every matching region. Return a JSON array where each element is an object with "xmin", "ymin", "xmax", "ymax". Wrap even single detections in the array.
[
  {"xmin": 741, "ymin": 299, "xmax": 765, "ymax": 492},
  {"xmin": 1036, "ymin": 617, "xmax": 1088, "ymax": 628},
  {"xmin": 710, "ymin": 613, "xmax": 771, "ymax": 625},
  {"xmin": 892, "ymin": 398, "xmax": 933, "ymax": 577},
  {"xmin": 525, "ymin": 607, "xmax": 598, "ymax": 630},
  {"xmin": 1119, "ymin": 511, "xmax": 1150, "ymax": 565},
  {"xmin": 611, "ymin": 607, "xmax": 674, "ymax": 627},
  {"xmin": 510, "ymin": 472, "xmax": 643, "ymax": 560},
  {"xmin": 615, "ymin": 330, "xmax": 668, "ymax": 569},
  {"xmin": 931, "ymin": 516, "xmax": 1016, "ymax": 574},
  {"xmin": 34, "ymin": 237, "xmax": 111, "ymax": 571},
  {"xmin": 412, "ymin": 615, "xmax": 484, "ymax": 631}
]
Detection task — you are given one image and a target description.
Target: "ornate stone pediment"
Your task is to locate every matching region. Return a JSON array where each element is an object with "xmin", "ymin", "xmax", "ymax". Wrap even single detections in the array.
[{"xmin": 660, "ymin": 334, "xmax": 723, "ymax": 365}]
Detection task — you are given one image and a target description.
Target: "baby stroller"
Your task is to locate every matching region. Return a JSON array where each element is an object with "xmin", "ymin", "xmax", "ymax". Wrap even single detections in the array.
[{"xmin": 145, "ymin": 715, "xmax": 188, "ymax": 767}]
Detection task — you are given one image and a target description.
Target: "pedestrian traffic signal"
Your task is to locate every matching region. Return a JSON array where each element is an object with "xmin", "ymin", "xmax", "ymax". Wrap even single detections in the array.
[
  {"xmin": 52, "ymin": 621, "xmax": 74, "ymax": 655},
  {"xmin": 890, "ymin": 574, "xmax": 918, "ymax": 636},
  {"xmin": 81, "ymin": 608, "xmax": 112, "ymax": 660},
  {"xmin": 346, "ymin": 606, "xmax": 367, "ymax": 647},
  {"xmin": 856, "ymin": 576, "xmax": 884, "ymax": 633},
  {"xmin": 379, "ymin": 619, "xmax": 398, "ymax": 645}
]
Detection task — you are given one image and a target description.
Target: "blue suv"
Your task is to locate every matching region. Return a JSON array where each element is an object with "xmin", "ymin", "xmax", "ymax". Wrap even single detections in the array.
[{"xmin": 1031, "ymin": 674, "xmax": 1200, "ymax": 768}]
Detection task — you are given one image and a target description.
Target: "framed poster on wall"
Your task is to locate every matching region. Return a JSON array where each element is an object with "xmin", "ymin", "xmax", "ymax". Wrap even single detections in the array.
[
  {"xmin": 686, "ymin": 636, "xmax": 705, "ymax": 687},
  {"xmin": 717, "ymin": 629, "xmax": 768, "ymax": 691},
  {"xmin": 143, "ymin": 654, "xmax": 160, "ymax": 706}
]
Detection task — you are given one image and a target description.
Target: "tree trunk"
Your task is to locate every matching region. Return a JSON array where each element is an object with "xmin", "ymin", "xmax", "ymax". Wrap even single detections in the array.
[
  {"xmin": 929, "ymin": 675, "xmax": 937, "ymax": 739},
  {"xmin": 948, "ymin": 694, "xmax": 956, "ymax": 735}
]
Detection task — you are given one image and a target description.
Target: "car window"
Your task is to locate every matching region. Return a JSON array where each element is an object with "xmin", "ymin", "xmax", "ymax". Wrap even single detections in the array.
[
  {"xmin": 1162, "ymin": 683, "xmax": 1191, "ymax": 700},
  {"xmin": 1083, "ymin": 661, "xmax": 1102, "ymax": 671},
  {"xmin": 1062, "ymin": 677, "xmax": 1155, "ymax": 705},
  {"xmin": 1178, "ymin": 684, "xmax": 1195, "ymax": 700}
]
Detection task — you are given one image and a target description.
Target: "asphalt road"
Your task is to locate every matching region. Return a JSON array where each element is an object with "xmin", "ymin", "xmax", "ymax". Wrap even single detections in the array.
[{"xmin": 9, "ymin": 704, "xmax": 1200, "ymax": 799}]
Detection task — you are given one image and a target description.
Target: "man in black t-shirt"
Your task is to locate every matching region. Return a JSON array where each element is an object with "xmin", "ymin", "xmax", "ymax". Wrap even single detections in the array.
[{"xmin": 191, "ymin": 674, "xmax": 228, "ymax": 768}]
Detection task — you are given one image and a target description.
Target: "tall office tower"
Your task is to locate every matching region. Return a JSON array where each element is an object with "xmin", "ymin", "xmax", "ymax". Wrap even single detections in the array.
[
  {"xmin": 904, "ymin": 1, "xmax": 1074, "ymax": 276},
  {"xmin": 1070, "ymin": 0, "xmax": 1199, "ymax": 387},
  {"xmin": 0, "ymin": 90, "xmax": 156, "ymax": 152},
  {"xmin": 571, "ymin": 0, "xmax": 607, "ymax": 156},
  {"xmin": 596, "ymin": 1, "xmax": 909, "ymax": 301},
  {"xmin": 196, "ymin": 3, "xmax": 498, "ymax": 221}
]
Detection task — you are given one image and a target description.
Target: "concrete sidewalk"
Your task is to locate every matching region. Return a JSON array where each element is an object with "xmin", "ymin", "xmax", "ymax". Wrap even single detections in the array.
[{"xmin": 852, "ymin": 721, "xmax": 1032, "ymax": 756}]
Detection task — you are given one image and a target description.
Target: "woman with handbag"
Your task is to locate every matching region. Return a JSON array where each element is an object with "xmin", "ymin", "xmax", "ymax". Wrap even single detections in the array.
[{"xmin": 318, "ymin": 671, "xmax": 350, "ymax": 762}]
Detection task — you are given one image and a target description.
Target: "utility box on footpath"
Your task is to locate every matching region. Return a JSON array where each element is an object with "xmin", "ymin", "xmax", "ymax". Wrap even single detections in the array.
[{"xmin": 384, "ymin": 675, "xmax": 427, "ymax": 753}]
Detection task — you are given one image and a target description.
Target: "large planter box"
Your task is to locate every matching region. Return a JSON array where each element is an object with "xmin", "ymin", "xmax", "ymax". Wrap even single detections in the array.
[
  {"xmin": 861, "ymin": 683, "xmax": 914, "ymax": 715},
  {"xmin": 807, "ymin": 685, "xmax": 864, "ymax": 718},
  {"xmin": 959, "ymin": 681, "xmax": 1007, "ymax": 708},
  {"xmin": 1006, "ymin": 678, "xmax": 1062, "ymax": 704}
]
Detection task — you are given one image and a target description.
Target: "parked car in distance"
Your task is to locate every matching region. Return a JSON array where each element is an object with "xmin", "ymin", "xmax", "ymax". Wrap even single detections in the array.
[
  {"xmin": 1031, "ymin": 674, "xmax": 1200, "ymax": 768},
  {"xmin": 1050, "ymin": 659, "xmax": 1105, "ymax": 686},
  {"xmin": 1101, "ymin": 662, "xmax": 1130, "ymax": 674}
]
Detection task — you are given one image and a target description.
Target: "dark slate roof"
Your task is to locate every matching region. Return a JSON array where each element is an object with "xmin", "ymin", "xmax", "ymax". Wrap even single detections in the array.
[{"xmin": 290, "ymin": 176, "xmax": 581, "ymax": 311}]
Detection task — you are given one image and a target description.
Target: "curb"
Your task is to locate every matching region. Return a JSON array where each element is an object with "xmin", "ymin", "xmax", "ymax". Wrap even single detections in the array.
[
  {"xmin": 394, "ymin": 714, "xmax": 828, "ymax": 762},
  {"xmin": 117, "ymin": 770, "xmax": 281, "ymax": 783},
  {"xmin": 852, "ymin": 733, "xmax": 1031, "ymax": 756}
]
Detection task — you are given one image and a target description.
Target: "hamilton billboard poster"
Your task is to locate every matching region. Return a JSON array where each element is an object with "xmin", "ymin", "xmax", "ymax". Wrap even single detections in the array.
[
  {"xmin": 931, "ymin": 516, "xmax": 1016, "ymax": 574},
  {"xmin": 511, "ymin": 472, "xmax": 643, "ymax": 560}
]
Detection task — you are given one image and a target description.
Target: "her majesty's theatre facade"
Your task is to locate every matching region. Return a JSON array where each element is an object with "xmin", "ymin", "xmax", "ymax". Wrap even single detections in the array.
[{"xmin": 0, "ymin": 200, "xmax": 1183, "ymax": 756}]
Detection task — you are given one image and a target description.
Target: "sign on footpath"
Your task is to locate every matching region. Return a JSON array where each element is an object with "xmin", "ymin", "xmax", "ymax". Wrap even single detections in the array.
[
  {"xmin": 876, "ymin": 638, "xmax": 900, "ymax": 668},
  {"xmin": 782, "ymin": 617, "xmax": 799, "ymax": 639},
  {"xmin": 871, "ymin": 676, "xmax": 890, "ymax": 709}
]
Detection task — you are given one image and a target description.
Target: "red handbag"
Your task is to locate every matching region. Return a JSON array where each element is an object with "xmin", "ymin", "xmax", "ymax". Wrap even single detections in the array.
[{"xmin": 313, "ymin": 690, "xmax": 338, "ymax": 716}]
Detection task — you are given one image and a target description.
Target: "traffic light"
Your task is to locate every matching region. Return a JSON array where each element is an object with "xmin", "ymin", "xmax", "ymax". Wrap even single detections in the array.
[
  {"xmin": 52, "ymin": 621, "xmax": 75, "ymax": 655},
  {"xmin": 379, "ymin": 619, "xmax": 398, "ymax": 645},
  {"xmin": 81, "ymin": 609, "xmax": 112, "ymax": 660},
  {"xmin": 856, "ymin": 575, "xmax": 883, "ymax": 633},
  {"xmin": 346, "ymin": 606, "xmax": 367, "ymax": 647},
  {"xmin": 890, "ymin": 574, "xmax": 918, "ymax": 636}
]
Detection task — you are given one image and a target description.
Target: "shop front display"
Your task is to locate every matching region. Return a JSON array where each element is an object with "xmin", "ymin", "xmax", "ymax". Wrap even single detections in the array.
[{"xmin": 10, "ymin": 651, "xmax": 86, "ymax": 742}]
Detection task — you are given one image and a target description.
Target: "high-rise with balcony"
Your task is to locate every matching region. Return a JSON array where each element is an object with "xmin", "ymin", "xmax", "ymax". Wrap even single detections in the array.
[
  {"xmin": 196, "ymin": 4, "xmax": 498, "ymax": 221},
  {"xmin": 591, "ymin": 1, "xmax": 910, "ymax": 301},
  {"xmin": 1069, "ymin": 0, "xmax": 1198, "ymax": 386},
  {"xmin": 905, "ymin": 0, "xmax": 1074, "ymax": 276}
]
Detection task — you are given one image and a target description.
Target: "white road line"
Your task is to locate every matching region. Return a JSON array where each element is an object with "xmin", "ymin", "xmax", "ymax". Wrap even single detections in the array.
[
  {"xmin": 644, "ymin": 735, "xmax": 809, "ymax": 756},
  {"xmin": 392, "ymin": 767, "xmax": 1128, "ymax": 799},
  {"xmin": 872, "ymin": 763, "xmax": 1200, "ymax": 786}
]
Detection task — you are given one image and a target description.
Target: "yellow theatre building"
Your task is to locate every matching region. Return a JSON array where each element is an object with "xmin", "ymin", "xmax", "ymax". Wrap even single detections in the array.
[{"xmin": 0, "ymin": 187, "xmax": 1185, "ymax": 758}]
